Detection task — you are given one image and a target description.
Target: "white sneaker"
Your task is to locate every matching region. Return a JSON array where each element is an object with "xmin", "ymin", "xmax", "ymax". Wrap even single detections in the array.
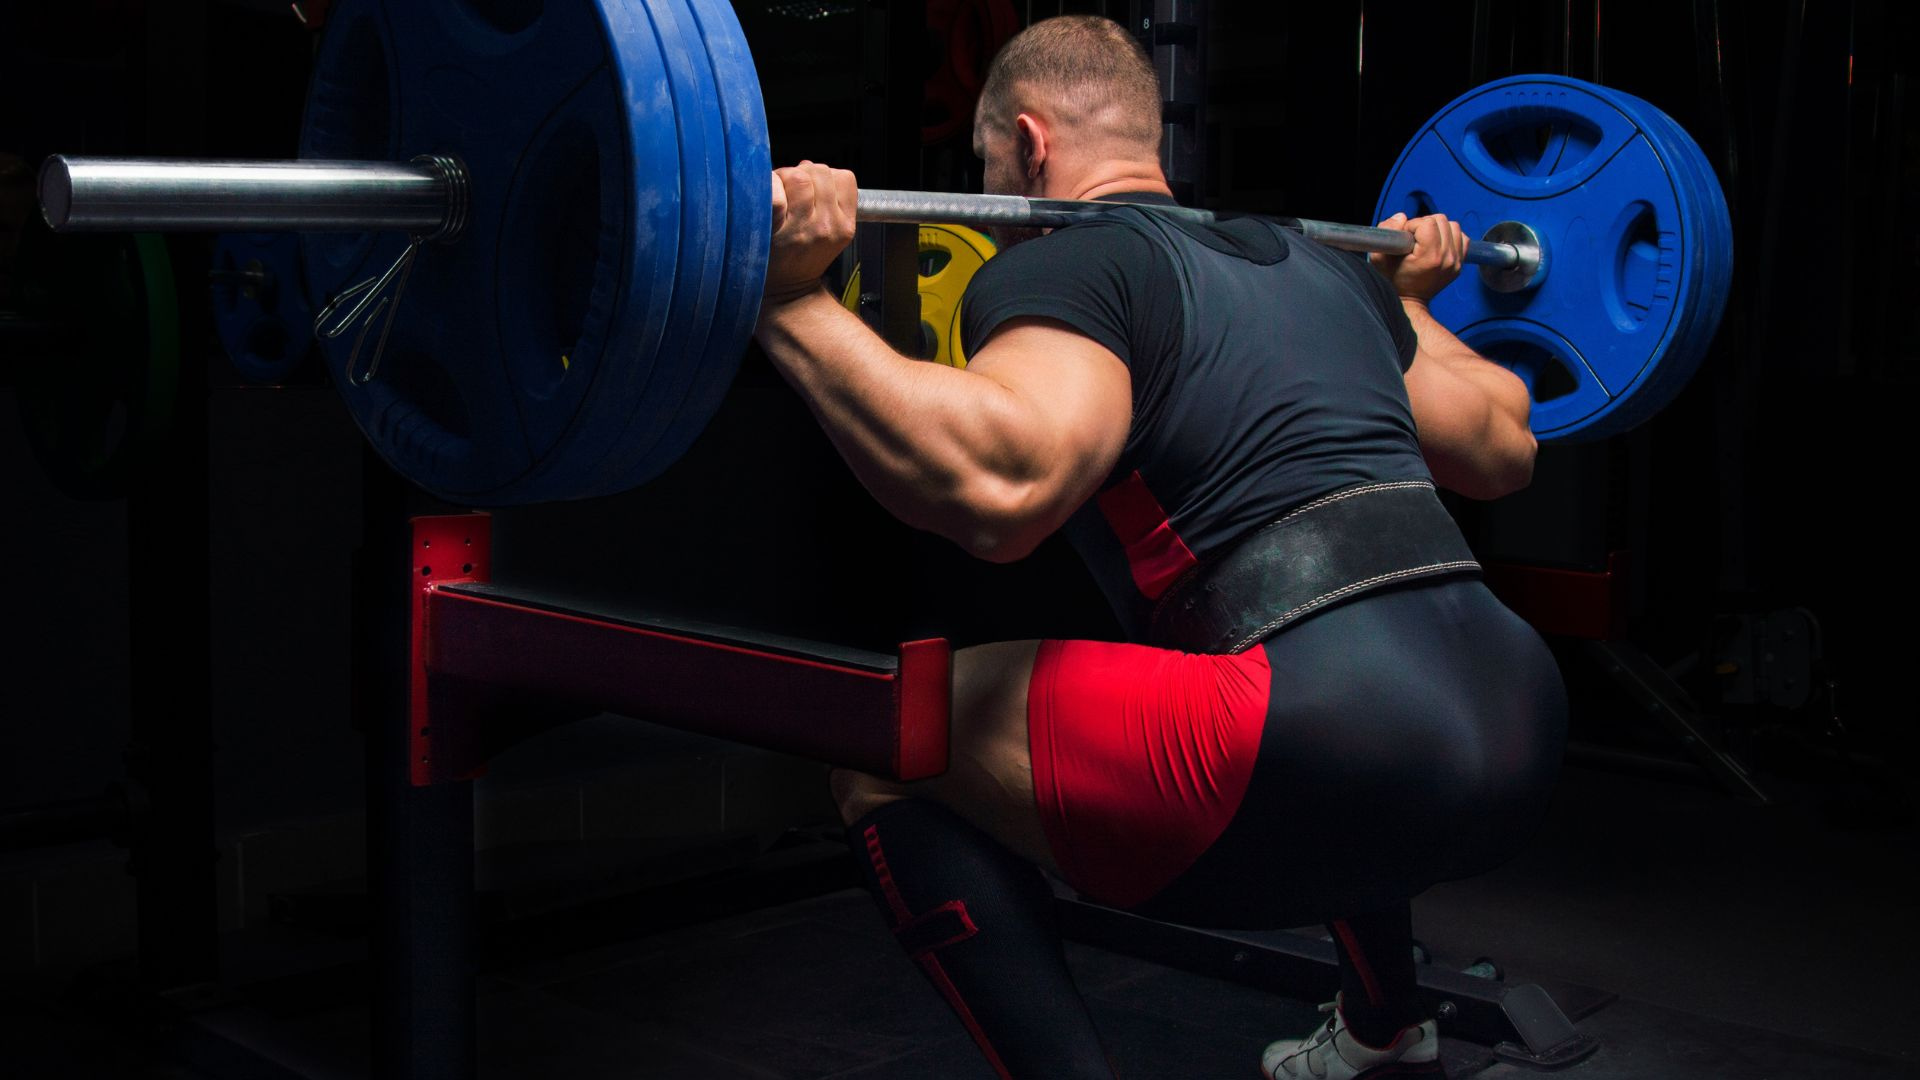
[{"xmin": 1260, "ymin": 998, "xmax": 1443, "ymax": 1079}]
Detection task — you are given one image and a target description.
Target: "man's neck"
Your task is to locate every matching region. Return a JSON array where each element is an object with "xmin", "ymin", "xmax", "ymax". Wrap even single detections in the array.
[{"xmin": 1042, "ymin": 159, "xmax": 1175, "ymax": 203}]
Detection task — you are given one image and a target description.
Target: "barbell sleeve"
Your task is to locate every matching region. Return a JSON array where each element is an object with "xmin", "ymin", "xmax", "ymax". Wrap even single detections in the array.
[
  {"xmin": 38, "ymin": 156, "xmax": 1533, "ymax": 278},
  {"xmin": 38, "ymin": 156, "xmax": 463, "ymax": 238}
]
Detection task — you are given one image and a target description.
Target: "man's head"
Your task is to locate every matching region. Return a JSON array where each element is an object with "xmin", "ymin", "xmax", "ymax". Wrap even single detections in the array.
[{"xmin": 971, "ymin": 16, "xmax": 1163, "ymax": 203}]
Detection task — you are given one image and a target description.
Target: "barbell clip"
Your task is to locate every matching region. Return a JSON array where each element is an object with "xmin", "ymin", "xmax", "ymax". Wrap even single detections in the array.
[{"xmin": 313, "ymin": 234, "xmax": 420, "ymax": 385}]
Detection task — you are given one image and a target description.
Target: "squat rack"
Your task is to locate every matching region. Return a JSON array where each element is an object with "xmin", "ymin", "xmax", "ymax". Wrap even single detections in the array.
[{"xmin": 368, "ymin": 509, "xmax": 1602, "ymax": 1080}]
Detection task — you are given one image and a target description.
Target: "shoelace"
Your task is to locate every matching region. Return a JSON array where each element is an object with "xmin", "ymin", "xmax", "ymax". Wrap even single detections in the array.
[{"xmin": 1275, "ymin": 1002, "xmax": 1343, "ymax": 1079}]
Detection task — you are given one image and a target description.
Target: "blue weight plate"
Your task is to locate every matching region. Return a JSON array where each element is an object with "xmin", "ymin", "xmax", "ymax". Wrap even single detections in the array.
[
  {"xmin": 1549, "ymin": 88, "xmax": 1703, "ymax": 439},
  {"xmin": 298, "ymin": 0, "xmax": 398, "ymax": 286},
  {"xmin": 1617, "ymin": 110, "xmax": 1718, "ymax": 431},
  {"xmin": 587, "ymin": 0, "xmax": 735, "ymax": 494},
  {"xmin": 212, "ymin": 232, "xmax": 313, "ymax": 384},
  {"xmin": 1495, "ymin": 79, "xmax": 1727, "ymax": 441},
  {"xmin": 608, "ymin": 0, "xmax": 771, "ymax": 484},
  {"xmin": 1378, "ymin": 76, "xmax": 1705, "ymax": 441},
  {"xmin": 1642, "ymin": 100, "xmax": 1732, "ymax": 371},
  {"xmin": 1585, "ymin": 88, "xmax": 1732, "ymax": 437},
  {"xmin": 686, "ymin": 0, "xmax": 772, "ymax": 357},
  {"xmin": 299, "ymin": 0, "xmax": 687, "ymax": 504},
  {"xmin": 1374, "ymin": 74, "xmax": 1725, "ymax": 442}
]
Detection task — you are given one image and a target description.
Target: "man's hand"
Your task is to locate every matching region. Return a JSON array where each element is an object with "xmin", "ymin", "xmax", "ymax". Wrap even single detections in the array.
[
  {"xmin": 1369, "ymin": 212, "xmax": 1469, "ymax": 303},
  {"xmin": 764, "ymin": 162, "xmax": 858, "ymax": 306}
]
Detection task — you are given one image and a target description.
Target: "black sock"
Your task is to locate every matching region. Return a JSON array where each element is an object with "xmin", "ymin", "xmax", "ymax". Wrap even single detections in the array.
[
  {"xmin": 1328, "ymin": 903, "xmax": 1425, "ymax": 1049},
  {"xmin": 845, "ymin": 798, "xmax": 1116, "ymax": 1080}
]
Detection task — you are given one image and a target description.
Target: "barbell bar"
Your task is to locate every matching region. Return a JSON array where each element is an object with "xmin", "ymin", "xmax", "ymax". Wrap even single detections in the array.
[
  {"xmin": 24, "ymin": 0, "xmax": 1730, "ymax": 505},
  {"xmin": 39, "ymin": 156, "xmax": 1544, "ymax": 287}
]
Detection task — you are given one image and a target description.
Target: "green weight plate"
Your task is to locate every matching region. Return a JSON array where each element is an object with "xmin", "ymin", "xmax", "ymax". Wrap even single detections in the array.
[{"xmin": 12, "ymin": 224, "xmax": 179, "ymax": 500}]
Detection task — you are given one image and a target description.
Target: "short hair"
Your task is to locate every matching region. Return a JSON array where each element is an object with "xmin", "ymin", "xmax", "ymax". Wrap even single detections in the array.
[{"xmin": 975, "ymin": 15, "xmax": 1162, "ymax": 152}]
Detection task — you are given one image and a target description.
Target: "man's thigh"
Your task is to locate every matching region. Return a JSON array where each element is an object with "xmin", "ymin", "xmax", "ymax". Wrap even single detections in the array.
[{"xmin": 831, "ymin": 639, "xmax": 1060, "ymax": 875}]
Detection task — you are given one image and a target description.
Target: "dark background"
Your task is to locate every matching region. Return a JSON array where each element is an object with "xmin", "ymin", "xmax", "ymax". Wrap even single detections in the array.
[{"xmin": 0, "ymin": 0, "xmax": 1913, "ymax": 1003}]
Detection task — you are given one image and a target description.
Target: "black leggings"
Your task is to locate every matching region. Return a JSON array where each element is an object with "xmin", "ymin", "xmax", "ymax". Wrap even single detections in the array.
[{"xmin": 1131, "ymin": 577, "xmax": 1568, "ymax": 929}]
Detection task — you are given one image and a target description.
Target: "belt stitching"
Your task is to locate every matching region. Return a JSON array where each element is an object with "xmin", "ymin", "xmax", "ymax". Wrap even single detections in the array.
[
  {"xmin": 1151, "ymin": 480, "xmax": 1443, "ymax": 623},
  {"xmin": 1226, "ymin": 558, "xmax": 1483, "ymax": 653}
]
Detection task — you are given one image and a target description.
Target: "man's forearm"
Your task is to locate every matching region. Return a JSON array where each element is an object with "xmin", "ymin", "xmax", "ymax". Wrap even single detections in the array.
[{"xmin": 752, "ymin": 287, "xmax": 1033, "ymax": 551}]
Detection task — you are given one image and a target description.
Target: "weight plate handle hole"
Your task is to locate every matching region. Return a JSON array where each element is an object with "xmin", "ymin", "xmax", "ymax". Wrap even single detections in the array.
[
  {"xmin": 1466, "ymin": 107, "xmax": 1603, "ymax": 183},
  {"xmin": 1604, "ymin": 200, "xmax": 1673, "ymax": 333},
  {"xmin": 1481, "ymin": 337, "xmax": 1579, "ymax": 405},
  {"xmin": 456, "ymin": 0, "xmax": 543, "ymax": 35}
]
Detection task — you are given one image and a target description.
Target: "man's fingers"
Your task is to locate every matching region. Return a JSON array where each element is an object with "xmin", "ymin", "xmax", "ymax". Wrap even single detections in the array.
[
  {"xmin": 1432, "ymin": 215, "xmax": 1462, "ymax": 268},
  {"xmin": 1407, "ymin": 214, "xmax": 1436, "ymax": 259},
  {"xmin": 774, "ymin": 165, "xmax": 823, "ymax": 235},
  {"xmin": 770, "ymin": 161, "xmax": 861, "ymax": 245},
  {"xmin": 769, "ymin": 172, "xmax": 788, "ymax": 229},
  {"xmin": 1427, "ymin": 214, "xmax": 1450, "ymax": 265},
  {"xmin": 825, "ymin": 167, "xmax": 857, "ymax": 230}
]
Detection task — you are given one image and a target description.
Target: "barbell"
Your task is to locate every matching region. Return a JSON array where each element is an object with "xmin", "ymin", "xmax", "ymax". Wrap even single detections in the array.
[
  {"xmin": 41, "ymin": 159, "xmax": 1543, "ymax": 282},
  {"xmin": 34, "ymin": 0, "xmax": 1732, "ymax": 506}
]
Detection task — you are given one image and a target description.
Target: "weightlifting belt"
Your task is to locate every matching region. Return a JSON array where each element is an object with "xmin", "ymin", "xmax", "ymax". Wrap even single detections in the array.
[{"xmin": 1147, "ymin": 480, "xmax": 1482, "ymax": 654}]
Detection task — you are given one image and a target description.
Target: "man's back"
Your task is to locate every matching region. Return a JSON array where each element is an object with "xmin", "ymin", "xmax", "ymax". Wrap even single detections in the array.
[{"xmin": 962, "ymin": 198, "xmax": 1435, "ymax": 636}]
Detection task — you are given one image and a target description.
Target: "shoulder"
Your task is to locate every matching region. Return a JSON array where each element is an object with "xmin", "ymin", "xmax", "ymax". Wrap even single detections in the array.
[
  {"xmin": 968, "ymin": 215, "xmax": 1174, "ymax": 308},
  {"xmin": 961, "ymin": 215, "xmax": 1176, "ymax": 363}
]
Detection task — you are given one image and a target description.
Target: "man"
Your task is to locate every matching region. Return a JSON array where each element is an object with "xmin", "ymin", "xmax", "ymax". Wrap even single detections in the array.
[{"xmin": 751, "ymin": 15, "xmax": 1566, "ymax": 1080}]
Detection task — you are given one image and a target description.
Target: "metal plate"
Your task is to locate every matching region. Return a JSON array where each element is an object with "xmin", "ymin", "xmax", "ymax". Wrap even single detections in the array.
[
  {"xmin": 299, "ymin": 0, "xmax": 687, "ymax": 504},
  {"xmin": 1374, "ymin": 74, "xmax": 1733, "ymax": 442},
  {"xmin": 212, "ymin": 231, "xmax": 313, "ymax": 384}
]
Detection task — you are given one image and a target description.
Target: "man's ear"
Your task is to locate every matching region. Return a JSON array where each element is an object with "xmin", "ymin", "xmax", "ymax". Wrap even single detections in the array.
[{"xmin": 1014, "ymin": 112, "xmax": 1048, "ymax": 180}]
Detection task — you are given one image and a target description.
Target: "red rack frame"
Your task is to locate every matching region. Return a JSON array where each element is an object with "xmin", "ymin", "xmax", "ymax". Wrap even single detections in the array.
[{"xmin": 405, "ymin": 514, "xmax": 951, "ymax": 787}]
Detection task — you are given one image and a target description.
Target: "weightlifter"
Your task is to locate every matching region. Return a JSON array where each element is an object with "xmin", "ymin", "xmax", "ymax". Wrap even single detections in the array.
[{"xmin": 751, "ymin": 15, "xmax": 1567, "ymax": 1080}]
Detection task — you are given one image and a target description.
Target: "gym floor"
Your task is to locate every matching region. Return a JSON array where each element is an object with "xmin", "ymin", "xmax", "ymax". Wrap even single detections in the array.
[{"xmin": 4, "ymin": 742, "xmax": 1914, "ymax": 1080}]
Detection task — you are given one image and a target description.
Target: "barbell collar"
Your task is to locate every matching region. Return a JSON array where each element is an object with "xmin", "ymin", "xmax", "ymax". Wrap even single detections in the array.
[
  {"xmin": 1475, "ymin": 221, "xmax": 1547, "ymax": 293},
  {"xmin": 38, "ymin": 156, "xmax": 462, "ymax": 239}
]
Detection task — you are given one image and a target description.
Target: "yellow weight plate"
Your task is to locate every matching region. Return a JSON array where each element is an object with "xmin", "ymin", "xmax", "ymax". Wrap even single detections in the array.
[
  {"xmin": 917, "ymin": 223, "xmax": 993, "ymax": 368},
  {"xmin": 839, "ymin": 223, "xmax": 995, "ymax": 368}
]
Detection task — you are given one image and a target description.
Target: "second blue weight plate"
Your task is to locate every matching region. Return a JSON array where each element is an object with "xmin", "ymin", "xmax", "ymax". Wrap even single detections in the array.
[{"xmin": 1375, "ymin": 74, "xmax": 1731, "ymax": 442}]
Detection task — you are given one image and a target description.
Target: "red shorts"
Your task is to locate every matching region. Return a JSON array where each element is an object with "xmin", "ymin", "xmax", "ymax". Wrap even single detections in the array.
[{"xmin": 1026, "ymin": 638, "xmax": 1272, "ymax": 908}]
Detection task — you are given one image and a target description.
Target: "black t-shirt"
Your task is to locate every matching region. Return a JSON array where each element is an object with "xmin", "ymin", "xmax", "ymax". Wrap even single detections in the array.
[{"xmin": 959, "ymin": 194, "xmax": 1430, "ymax": 638}]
